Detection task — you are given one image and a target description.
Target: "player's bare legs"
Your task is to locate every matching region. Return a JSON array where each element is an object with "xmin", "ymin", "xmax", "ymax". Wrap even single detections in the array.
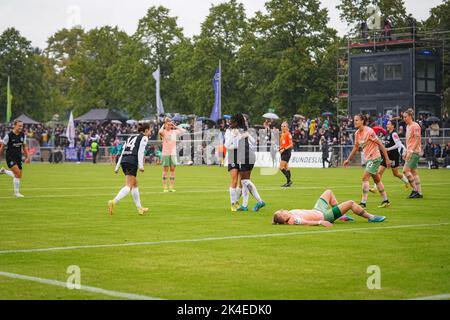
[
  {"xmin": 162, "ymin": 166, "xmax": 169, "ymax": 192},
  {"xmin": 411, "ymin": 169, "xmax": 422, "ymax": 196},
  {"xmin": 371, "ymin": 166, "xmax": 409, "ymax": 192},
  {"xmin": 319, "ymin": 189, "xmax": 338, "ymax": 206},
  {"xmin": 360, "ymin": 171, "xmax": 371, "ymax": 207},
  {"xmin": 169, "ymin": 165, "xmax": 176, "ymax": 192},
  {"xmin": 370, "ymin": 166, "xmax": 386, "ymax": 193},
  {"xmin": 108, "ymin": 175, "xmax": 148, "ymax": 215},
  {"xmin": 319, "ymin": 189, "xmax": 354, "ymax": 221},
  {"xmin": 1, "ymin": 165, "xmax": 23, "ymax": 197},
  {"xmin": 238, "ymin": 170, "xmax": 265, "ymax": 212},
  {"xmin": 372, "ymin": 172, "xmax": 390, "ymax": 208},
  {"xmin": 13, "ymin": 166, "xmax": 23, "ymax": 197},
  {"xmin": 229, "ymin": 169, "xmax": 239, "ymax": 211},
  {"xmin": 403, "ymin": 165, "xmax": 418, "ymax": 193}
]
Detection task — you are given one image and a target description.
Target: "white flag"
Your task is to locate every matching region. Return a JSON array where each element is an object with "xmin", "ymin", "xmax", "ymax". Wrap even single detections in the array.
[
  {"xmin": 152, "ymin": 66, "xmax": 165, "ymax": 115},
  {"xmin": 65, "ymin": 111, "xmax": 76, "ymax": 148}
]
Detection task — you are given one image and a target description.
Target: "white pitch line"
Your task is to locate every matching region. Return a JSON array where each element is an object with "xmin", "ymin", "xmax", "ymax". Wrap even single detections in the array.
[
  {"xmin": 0, "ymin": 271, "xmax": 162, "ymax": 300},
  {"xmin": 0, "ymin": 182, "xmax": 449, "ymax": 200},
  {"xmin": 0, "ymin": 223, "xmax": 448, "ymax": 255},
  {"xmin": 408, "ymin": 293, "xmax": 450, "ymax": 300}
]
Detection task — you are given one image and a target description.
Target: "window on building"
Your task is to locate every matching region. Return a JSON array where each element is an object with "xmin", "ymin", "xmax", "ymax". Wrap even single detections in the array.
[
  {"xmin": 427, "ymin": 80, "xmax": 436, "ymax": 92},
  {"xmin": 417, "ymin": 79, "xmax": 426, "ymax": 92},
  {"xmin": 360, "ymin": 65, "xmax": 377, "ymax": 81},
  {"xmin": 384, "ymin": 64, "xmax": 402, "ymax": 80},
  {"xmin": 416, "ymin": 61, "xmax": 436, "ymax": 93}
]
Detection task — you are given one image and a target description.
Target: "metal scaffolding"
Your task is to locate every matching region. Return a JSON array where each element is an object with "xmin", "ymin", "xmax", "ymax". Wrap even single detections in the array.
[{"xmin": 336, "ymin": 26, "xmax": 450, "ymax": 117}]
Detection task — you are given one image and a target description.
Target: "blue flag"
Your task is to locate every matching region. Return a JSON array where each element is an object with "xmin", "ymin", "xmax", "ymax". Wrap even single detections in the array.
[{"xmin": 210, "ymin": 67, "xmax": 221, "ymax": 121}]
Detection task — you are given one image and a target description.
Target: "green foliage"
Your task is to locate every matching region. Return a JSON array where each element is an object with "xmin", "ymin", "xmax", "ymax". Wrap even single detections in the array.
[
  {"xmin": 0, "ymin": 28, "xmax": 48, "ymax": 121},
  {"xmin": 337, "ymin": 0, "xmax": 409, "ymax": 32},
  {"xmin": 423, "ymin": 1, "xmax": 450, "ymax": 115},
  {"xmin": 240, "ymin": 0, "xmax": 337, "ymax": 120},
  {"xmin": 65, "ymin": 26, "xmax": 134, "ymax": 116},
  {"xmin": 0, "ymin": 1, "xmax": 446, "ymax": 122},
  {"xmin": 425, "ymin": 1, "xmax": 450, "ymax": 31}
]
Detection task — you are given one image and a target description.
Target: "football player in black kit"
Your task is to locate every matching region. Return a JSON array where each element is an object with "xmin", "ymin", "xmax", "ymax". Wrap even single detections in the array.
[
  {"xmin": 370, "ymin": 120, "xmax": 410, "ymax": 193},
  {"xmin": 107, "ymin": 123, "xmax": 152, "ymax": 215},
  {"xmin": 0, "ymin": 120, "xmax": 31, "ymax": 198}
]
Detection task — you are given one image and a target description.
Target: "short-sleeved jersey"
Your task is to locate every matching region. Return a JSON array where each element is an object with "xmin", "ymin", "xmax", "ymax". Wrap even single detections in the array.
[
  {"xmin": 121, "ymin": 134, "xmax": 145, "ymax": 166},
  {"xmin": 2, "ymin": 131, "xmax": 25, "ymax": 160},
  {"xmin": 355, "ymin": 126, "xmax": 381, "ymax": 161},
  {"xmin": 286, "ymin": 210, "xmax": 324, "ymax": 225},
  {"xmin": 406, "ymin": 122, "xmax": 422, "ymax": 154},
  {"xmin": 280, "ymin": 131, "xmax": 292, "ymax": 150}
]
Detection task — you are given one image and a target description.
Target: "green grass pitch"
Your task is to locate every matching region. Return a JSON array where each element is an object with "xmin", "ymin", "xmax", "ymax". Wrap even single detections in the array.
[{"xmin": 0, "ymin": 163, "xmax": 449, "ymax": 300}]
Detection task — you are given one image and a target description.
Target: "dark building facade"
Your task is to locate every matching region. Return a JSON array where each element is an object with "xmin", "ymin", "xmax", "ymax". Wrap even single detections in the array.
[{"xmin": 349, "ymin": 49, "xmax": 442, "ymax": 118}]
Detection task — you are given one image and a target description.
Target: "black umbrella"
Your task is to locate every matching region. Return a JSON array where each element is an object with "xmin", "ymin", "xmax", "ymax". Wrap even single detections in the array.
[
  {"xmin": 197, "ymin": 117, "xmax": 216, "ymax": 123},
  {"xmin": 426, "ymin": 116, "xmax": 440, "ymax": 123},
  {"xmin": 172, "ymin": 115, "xmax": 185, "ymax": 122}
]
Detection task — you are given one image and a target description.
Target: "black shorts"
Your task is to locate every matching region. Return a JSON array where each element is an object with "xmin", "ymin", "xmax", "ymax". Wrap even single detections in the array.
[
  {"xmin": 6, "ymin": 157, "xmax": 22, "ymax": 170},
  {"xmin": 239, "ymin": 163, "xmax": 254, "ymax": 172},
  {"xmin": 228, "ymin": 162, "xmax": 239, "ymax": 172},
  {"xmin": 382, "ymin": 153, "xmax": 400, "ymax": 168},
  {"xmin": 121, "ymin": 162, "xmax": 138, "ymax": 177},
  {"xmin": 281, "ymin": 149, "xmax": 292, "ymax": 162}
]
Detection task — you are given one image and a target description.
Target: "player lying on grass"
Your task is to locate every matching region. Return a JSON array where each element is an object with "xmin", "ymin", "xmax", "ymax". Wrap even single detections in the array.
[{"xmin": 272, "ymin": 189, "xmax": 386, "ymax": 227}]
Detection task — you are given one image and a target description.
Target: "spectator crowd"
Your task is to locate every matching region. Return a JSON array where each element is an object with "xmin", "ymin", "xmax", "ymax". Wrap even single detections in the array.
[{"xmin": 1, "ymin": 111, "xmax": 449, "ymax": 167}]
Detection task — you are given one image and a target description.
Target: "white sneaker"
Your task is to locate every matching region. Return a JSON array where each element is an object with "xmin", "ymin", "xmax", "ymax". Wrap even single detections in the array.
[
  {"xmin": 14, "ymin": 193, "xmax": 25, "ymax": 198},
  {"xmin": 0, "ymin": 167, "xmax": 5, "ymax": 175}
]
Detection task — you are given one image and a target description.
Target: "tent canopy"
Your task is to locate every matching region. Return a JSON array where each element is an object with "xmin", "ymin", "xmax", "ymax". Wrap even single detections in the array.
[
  {"xmin": 75, "ymin": 108, "xmax": 127, "ymax": 122},
  {"xmin": 14, "ymin": 114, "xmax": 40, "ymax": 125}
]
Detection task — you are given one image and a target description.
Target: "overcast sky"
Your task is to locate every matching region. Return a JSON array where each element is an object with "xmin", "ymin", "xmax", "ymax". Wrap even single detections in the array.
[{"xmin": 0, "ymin": 0, "xmax": 444, "ymax": 49}]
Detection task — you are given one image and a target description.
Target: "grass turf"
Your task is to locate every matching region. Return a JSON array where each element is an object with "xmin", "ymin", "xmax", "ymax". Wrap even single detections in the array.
[{"xmin": 0, "ymin": 163, "xmax": 449, "ymax": 300}]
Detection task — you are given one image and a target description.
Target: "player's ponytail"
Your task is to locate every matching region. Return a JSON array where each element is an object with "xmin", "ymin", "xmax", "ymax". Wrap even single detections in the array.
[
  {"xmin": 231, "ymin": 113, "xmax": 247, "ymax": 131},
  {"xmin": 233, "ymin": 113, "xmax": 247, "ymax": 131}
]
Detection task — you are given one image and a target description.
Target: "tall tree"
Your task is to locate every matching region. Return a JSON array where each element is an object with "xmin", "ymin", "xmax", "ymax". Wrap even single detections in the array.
[
  {"xmin": 239, "ymin": 0, "xmax": 337, "ymax": 119},
  {"xmin": 43, "ymin": 27, "xmax": 86, "ymax": 117},
  {"xmin": 66, "ymin": 26, "xmax": 132, "ymax": 115},
  {"xmin": 0, "ymin": 28, "xmax": 47, "ymax": 121},
  {"xmin": 424, "ymin": 1, "xmax": 450, "ymax": 116},
  {"xmin": 337, "ymin": 0, "xmax": 409, "ymax": 32},
  {"xmin": 107, "ymin": 40, "xmax": 154, "ymax": 118},
  {"xmin": 134, "ymin": 6, "xmax": 185, "ymax": 114},
  {"xmin": 171, "ymin": 0, "xmax": 249, "ymax": 116},
  {"xmin": 424, "ymin": 1, "xmax": 450, "ymax": 31}
]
